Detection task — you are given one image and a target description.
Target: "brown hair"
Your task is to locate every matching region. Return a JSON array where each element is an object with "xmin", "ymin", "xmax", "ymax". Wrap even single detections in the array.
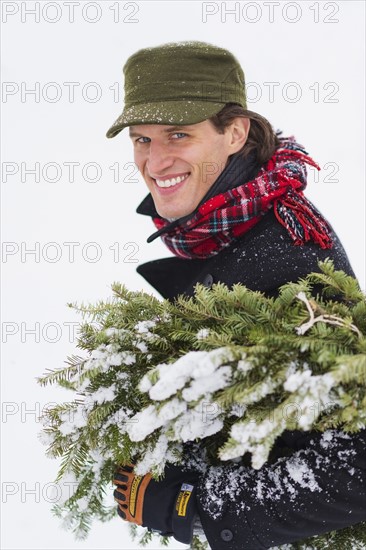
[{"xmin": 209, "ymin": 104, "xmax": 281, "ymax": 166}]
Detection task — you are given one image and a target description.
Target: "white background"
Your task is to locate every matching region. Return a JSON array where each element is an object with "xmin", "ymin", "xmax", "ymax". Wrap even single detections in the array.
[{"xmin": 1, "ymin": 1, "xmax": 365, "ymax": 549}]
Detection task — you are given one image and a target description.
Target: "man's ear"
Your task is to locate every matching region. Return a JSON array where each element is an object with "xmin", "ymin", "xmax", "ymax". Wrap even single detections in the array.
[{"xmin": 228, "ymin": 117, "xmax": 250, "ymax": 154}]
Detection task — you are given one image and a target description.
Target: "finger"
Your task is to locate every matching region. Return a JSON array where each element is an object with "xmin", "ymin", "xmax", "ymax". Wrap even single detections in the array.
[
  {"xmin": 113, "ymin": 488, "xmax": 126, "ymax": 502},
  {"xmin": 113, "ymin": 473, "xmax": 129, "ymax": 484},
  {"xmin": 115, "ymin": 464, "xmax": 134, "ymax": 474},
  {"xmin": 117, "ymin": 506, "xmax": 126, "ymax": 520}
]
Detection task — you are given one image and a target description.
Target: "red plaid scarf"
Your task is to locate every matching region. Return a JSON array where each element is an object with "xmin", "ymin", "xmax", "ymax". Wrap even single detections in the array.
[{"xmin": 152, "ymin": 137, "xmax": 333, "ymax": 259}]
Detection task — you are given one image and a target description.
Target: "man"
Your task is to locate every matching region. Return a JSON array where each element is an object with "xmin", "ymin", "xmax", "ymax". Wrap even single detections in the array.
[{"xmin": 107, "ymin": 42, "xmax": 365, "ymax": 549}]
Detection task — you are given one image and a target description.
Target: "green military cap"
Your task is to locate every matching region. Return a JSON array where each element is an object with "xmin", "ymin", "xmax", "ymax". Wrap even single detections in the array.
[{"xmin": 106, "ymin": 41, "xmax": 247, "ymax": 138}]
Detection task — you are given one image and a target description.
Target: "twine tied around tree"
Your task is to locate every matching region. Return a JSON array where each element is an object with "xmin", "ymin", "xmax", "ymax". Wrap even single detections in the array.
[{"xmin": 296, "ymin": 292, "xmax": 362, "ymax": 338}]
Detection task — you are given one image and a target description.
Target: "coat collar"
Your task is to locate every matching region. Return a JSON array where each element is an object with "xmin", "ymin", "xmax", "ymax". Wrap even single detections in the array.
[{"xmin": 136, "ymin": 192, "xmax": 158, "ymax": 217}]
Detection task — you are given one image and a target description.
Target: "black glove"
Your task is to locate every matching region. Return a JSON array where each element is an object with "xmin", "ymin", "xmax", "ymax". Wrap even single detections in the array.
[{"xmin": 113, "ymin": 464, "xmax": 200, "ymax": 544}]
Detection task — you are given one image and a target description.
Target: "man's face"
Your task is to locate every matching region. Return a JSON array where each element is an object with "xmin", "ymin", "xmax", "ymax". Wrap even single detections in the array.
[{"xmin": 129, "ymin": 119, "xmax": 246, "ymax": 219}]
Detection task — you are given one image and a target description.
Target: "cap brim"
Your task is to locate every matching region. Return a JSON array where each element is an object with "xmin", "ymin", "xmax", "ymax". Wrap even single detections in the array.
[{"xmin": 106, "ymin": 100, "xmax": 226, "ymax": 138}]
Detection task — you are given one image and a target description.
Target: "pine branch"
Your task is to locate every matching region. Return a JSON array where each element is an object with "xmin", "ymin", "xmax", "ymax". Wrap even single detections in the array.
[
  {"xmin": 37, "ymin": 356, "xmax": 87, "ymax": 387},
  {"xmin": 39, "ymin": 260, "xmax": 366, "ymax": 546}
]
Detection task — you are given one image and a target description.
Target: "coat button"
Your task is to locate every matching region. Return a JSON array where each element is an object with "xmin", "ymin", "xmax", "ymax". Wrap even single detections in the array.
[
  {"xmin": 202, "ymin": 273, "xmax": 214, "ymax": 288},
  {"xmin": 220, "ymin": 529, "xmax": 233, "ymax": 542},
  {"xmin": 208, "ymin": 501, "xmax": 219, "ymax": 514}
]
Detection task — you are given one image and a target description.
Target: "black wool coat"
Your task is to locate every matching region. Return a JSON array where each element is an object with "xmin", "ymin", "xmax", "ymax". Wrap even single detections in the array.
[{"xmin": 135, "ymin": 186, "xmax": 366, "ymax": 549}]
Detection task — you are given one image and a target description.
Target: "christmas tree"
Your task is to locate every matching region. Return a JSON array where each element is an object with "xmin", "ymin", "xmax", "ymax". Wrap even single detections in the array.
[{"xmin": 38, "ymin": 259, "xmax": 366, "ymax": 549}]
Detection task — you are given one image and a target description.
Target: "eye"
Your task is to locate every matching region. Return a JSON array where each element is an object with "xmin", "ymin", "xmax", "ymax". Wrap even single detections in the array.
[
  {"xmin": 171, "ymin": 132, "xmax": 187, "ymax": 139},
  {"xmin": 135, "ymin": 136, "xmax": 150, "ymax": 143}
]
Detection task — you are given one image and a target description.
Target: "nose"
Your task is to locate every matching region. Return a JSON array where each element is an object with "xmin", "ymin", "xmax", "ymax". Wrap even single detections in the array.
[{"xmin": 146, "ymin": 140, "xmax": 174, "ymax": 176}]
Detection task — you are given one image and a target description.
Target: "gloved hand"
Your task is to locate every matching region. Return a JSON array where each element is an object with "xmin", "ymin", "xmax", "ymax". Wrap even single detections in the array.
[{"xmin": 113, "ymin": 464, "xmax": 200, "ymax": 544}]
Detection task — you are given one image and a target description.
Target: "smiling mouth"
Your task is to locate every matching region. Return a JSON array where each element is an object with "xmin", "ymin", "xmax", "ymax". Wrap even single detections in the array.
[{"xmin": 154, "ymin": 173, "xmax": 190, "ymax": 188}]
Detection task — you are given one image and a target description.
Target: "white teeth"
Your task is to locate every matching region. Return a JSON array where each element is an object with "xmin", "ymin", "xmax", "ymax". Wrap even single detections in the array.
[{"xmin": 155, "ymin": 173, "xmax": 189, "ymax": 188}]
